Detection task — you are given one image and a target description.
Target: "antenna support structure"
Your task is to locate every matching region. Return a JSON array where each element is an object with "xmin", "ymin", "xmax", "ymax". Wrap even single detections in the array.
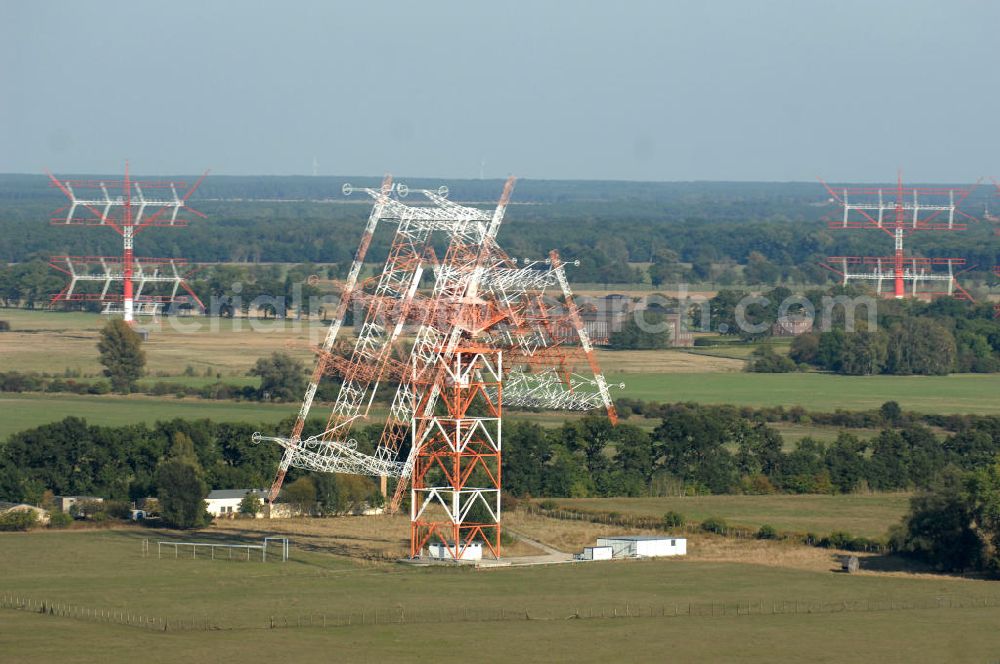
[{"xmin": 254, "ymin": 175, "xmax": 621, "ymax": 560}]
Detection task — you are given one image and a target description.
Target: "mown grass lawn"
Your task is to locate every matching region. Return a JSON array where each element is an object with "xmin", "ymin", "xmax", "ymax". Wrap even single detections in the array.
[
  {"xmin": 0, "ymin": 392, "xmax": 586, "ymax": 442},
  {"xmin": 3, "ymin": 527, "xmax": 1000, "ymax": 663},
  {"xmin": 0, "ymin": 526, "xmax": 965, "ymax": 622},
  {"xmin": 0, "ymin": 393, "xmax": 298, "ymax": 441}
]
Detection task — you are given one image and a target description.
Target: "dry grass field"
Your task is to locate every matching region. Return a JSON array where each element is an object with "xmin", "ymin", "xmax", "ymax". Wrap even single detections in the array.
[
  {"xmin": 504, "ymin": 511, "xmax": 904, "ymax": 575},
  {"xmin": 0, "ymin": 309, "xmax": 319, "ymax": 378},
  {"xmin": 0, "ymin": 309, "xmax": 748, "ymax": 379},
  {"xmin": 209, "ymin": 513, "xmax": 545, "ymax": 559},
  {"xmin": 596, "ymin": 348, "xmax": 744, "ymax": 373},
  {"xmin": 544, "ymin": 494, "xmax": 912, "ymax": 539}
]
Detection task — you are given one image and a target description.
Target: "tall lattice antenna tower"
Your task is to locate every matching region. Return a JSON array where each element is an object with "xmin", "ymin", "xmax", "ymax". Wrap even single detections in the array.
[
  {"xmin": 47, "ymin": 163, "xmax": 208, "ymax": 322},
  {"xmin": 254, "ymin": 176, "xmax": 620, "ymax": 559},
  {"xmin": 820, "ymin": 174, "xmax": 978, "ymax": 301}
]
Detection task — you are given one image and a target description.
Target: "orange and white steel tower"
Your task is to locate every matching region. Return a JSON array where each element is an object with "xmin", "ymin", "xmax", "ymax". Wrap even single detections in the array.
[
  {"xmin": 255, "ymin": 176, "xmax": 619, "ymax": 559},
  {"xmin": 410, "ymin": 347, "xmax": 504, "ymax": 559}
]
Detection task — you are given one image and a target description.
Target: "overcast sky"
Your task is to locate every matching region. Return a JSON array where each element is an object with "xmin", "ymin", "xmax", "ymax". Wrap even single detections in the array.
[{"xmin": 1, "ymin": 0, "xmax": 998, "ymax": 182}]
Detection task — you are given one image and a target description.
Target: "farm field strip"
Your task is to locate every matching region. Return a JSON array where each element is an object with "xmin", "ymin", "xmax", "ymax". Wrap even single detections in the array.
[
  {"xmin": 769, "ymin": 422, "xmax": 880, "ymax": 446},
  {"xmin": 0, "ymin": 527, "xmax": 986, "ymax": 626},
  {"xmin": 610, "ymin": 372, "xmax": 1000, "ymax": 415},
  {"xmin": 5, "ymin": 605, "xmax": 1000, "ymax": 663},
  {"xmin": 0, "ymin": 310, "xmax": 321, "ymax": 376},
  {"xmin": 547, "ymin": 494, "xmax": 912, "ymax": 539},
  {"xmin": 0, "ymin": 393, "xmax": 297, "ymax": 440},
  {"xmin": 0, "ymin": 392, "xmax": 584, "ymax": 441}
]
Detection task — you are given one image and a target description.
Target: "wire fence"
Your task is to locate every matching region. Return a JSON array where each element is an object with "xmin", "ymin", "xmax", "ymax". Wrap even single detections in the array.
[
  {"xmin": 0, "ymin": 594, "xmax": 168, "ymax": 631},
  {"xmin": 144, "ymin": 537, "xmax": 290, "ymax": 563},
  {"xmin": 4, "ymin": 592, "xmax": 999, "ymax": 633},
  {"xmin": 524, "ymin": 504, "xmax": 890, "ymax": 553}
]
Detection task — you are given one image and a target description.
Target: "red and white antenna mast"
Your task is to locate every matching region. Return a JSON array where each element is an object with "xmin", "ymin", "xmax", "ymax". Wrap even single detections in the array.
[
  {"xmin": 819, "ymin": 174, "xmax": 978, "ymax": 301},
  {"xmin": 47, "ymin": 163, "xmax": 208, "ymax": 323}
]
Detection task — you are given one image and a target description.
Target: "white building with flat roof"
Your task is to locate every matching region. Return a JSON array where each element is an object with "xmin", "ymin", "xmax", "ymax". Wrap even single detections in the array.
[
  {"xmin": 54, "ymin": 495, "xmax": 104, "ymax": 514},
  {"xmin": 426, "ymin": 541, "xmax": 483, "ymax": 561},
  {"xmin": 596, "ymin": 536, "xmax": 687, "ymax": 558},
  {"xmin": 205, "ymin": 489, "xmax": 268, "ymax": 518},
  {"xmin": 581, "ymin": 545, "xmax": 613, "ymax": 560}
]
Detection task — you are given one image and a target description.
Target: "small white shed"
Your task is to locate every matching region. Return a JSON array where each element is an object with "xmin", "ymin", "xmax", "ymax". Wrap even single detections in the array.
[
  {"xmin": 596, "ymin": 536, "xmax": 687, "ymax": 558},
  {"xmin": 582, "ymin": 546, "xmax": 613, "ymax": 561},
  {"xmin": 205, "ymin": 489, "xmax": 269, "ymax": 517},
  {"xmin": 427, "ymin": 541, "xmax": 483, "ymax": 561}
]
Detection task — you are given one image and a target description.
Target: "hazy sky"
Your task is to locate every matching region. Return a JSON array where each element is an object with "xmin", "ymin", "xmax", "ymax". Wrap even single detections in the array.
[{"xmin": 2, "ymin": 0, "xmax": 998, "ymax": 182}]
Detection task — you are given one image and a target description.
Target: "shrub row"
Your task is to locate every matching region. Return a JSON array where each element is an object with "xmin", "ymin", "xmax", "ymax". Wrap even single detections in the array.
[
  {"xmin": 0, "ymin": 510, "xmax": 38, "ymax": 531},
  {"xmin": 613, "ymin": 398, "xmax": 992, "ymax": 434},
  {"xmin": 0, "ymin": 371, "xmax": 261, "ymax": 401}
]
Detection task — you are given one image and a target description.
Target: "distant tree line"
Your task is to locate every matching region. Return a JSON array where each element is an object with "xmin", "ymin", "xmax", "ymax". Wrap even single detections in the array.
[
  {"xmin": 700, "ymin": 286, "xmax": 1000, "ymax": 375},
  {"xmin": 502, "ymin": 406, "xmax": 1000, "ymax": 499},
  {"xmin": 5, "ymin": 400, "xmax": 1000, "ymax": 506},
  {"xmin": 2, "ymin": 176, "xmax": 995, "ymax": 288},
  {"xmin": 0, "ymin": 415, "xmax": 386, "ymax": 518},
  {"xmin": 0, "ymin": 417, "xmax": 282, "ymax": 506},
  {"xmin": 787, "ymin": 297, "xmax": 1000, "ymax": 376}
]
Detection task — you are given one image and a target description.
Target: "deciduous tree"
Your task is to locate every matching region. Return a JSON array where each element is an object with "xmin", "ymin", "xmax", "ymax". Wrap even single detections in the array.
[
  {"xmin": 97, "ymin": 319, "xmax": 146, "ymax": 393},
  {"xmin": 249, "ymin": 352, "xmax": 306, "ymax": 401}
]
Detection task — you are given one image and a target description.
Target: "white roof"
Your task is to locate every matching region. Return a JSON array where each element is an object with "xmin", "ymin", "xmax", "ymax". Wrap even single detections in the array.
[
  {"xmin": 206, "ymin": 489, "xmax": 267, "ymax": 500},
  {"xmin": 598, "ymin": 536, "xmax": 684, "ymax": 542}
]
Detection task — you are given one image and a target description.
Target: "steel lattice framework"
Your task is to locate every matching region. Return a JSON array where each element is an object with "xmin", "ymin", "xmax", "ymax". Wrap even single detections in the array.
[
  {"xmin": 409, "ymin": 346, "xmax": 504, "ymax": 558},
  {"xmin": 820, "ymin": 175, "xmax": 978, "ymax": 301},
  {"xmin": 47, "ymin": 164, "xmax": 208, "ymax": 322},
  {"xmin": 254, "ymin": 176, "xmax": 619, "ymax": 559}
]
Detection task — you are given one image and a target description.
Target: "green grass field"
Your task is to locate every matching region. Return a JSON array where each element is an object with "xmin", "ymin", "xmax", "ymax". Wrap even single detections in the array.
[
  {"xmin": 612, "ymin": 371, "xmax": 1000, "ymax": 415},
  {"xmin": 550, "ymin": 494, "xmax": 912, "ymax": 539},
  {"xmin": 769, "ymin": 422, "xmax": 881, "ymax": 446},
  {"xmin": 0, "ymin": 392, "xmax": 582, "ymax": 442},
  {"xmin": 7, "ymin": 607, "xmax": 1000, "ymax": 663},
  {"xmin": 3, "ymin": 528, "xmax": 1000, "ymax": 662},
  {"xmin": 682, "ymin": 339, "xmax": 793, "ymax": 361},
  {"xmin": 0, "ymin": 393, "xmax": 298, "ymax": 441},
  {"xmin": 137, "ymin": 375, "xmax": 258, "ymax": 389}
]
